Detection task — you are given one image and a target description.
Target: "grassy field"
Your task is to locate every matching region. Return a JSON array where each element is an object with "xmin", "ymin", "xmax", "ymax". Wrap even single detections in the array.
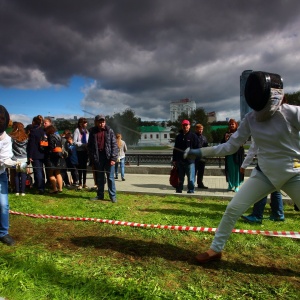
[{"xmin": 1, "ymin": 188, "xmax": 300, "ymax": 299}]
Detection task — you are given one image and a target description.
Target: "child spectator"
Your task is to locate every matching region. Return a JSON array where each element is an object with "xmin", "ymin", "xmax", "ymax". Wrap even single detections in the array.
[
  {"xmin": 65, "ymin": 133, "xmax": 79, "ymax": 186},
  {"xmin": 9, "ymin": 122, "xmax": 28, "ymax": 196}
]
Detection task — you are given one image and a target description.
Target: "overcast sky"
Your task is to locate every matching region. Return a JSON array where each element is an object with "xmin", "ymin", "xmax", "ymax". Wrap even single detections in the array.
[{"xmin": 1, "ymin": 0, "xmax": 300, "ymax": 125}]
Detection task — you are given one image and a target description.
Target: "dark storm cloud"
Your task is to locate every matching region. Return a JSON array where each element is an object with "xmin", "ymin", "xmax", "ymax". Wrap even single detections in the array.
[{"xmin": 1, "ymin": 0, "xmax": 300, "ymax": 120}]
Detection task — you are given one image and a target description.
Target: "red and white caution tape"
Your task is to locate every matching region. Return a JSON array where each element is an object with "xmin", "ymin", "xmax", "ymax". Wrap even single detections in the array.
[{"xmin": 9, "ymin": 210, "xmax": 300, "ymax": 239}]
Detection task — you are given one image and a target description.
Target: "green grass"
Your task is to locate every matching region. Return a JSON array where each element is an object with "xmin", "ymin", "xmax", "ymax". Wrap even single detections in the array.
[{"xmin": 1, "ymin": 188, "xmax": 300, "ymax": 299}]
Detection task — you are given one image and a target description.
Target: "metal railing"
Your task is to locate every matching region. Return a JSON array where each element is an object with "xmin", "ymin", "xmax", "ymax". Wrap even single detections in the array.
[
  {"xmin": 125, "ymin": 154, "xmax": 224, "ymax": 167},
  {"xmin": 125, "ymin": 153, "xmax": 257, "ymax": 167}
]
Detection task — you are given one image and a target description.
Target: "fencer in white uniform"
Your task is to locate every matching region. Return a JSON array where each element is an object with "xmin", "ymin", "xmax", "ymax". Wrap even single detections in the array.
[{"xmin": 185, "ymin": 71, "xmax": 300, "ymax": 263}]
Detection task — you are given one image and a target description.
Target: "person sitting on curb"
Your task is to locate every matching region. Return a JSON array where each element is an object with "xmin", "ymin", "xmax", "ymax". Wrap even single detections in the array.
[{"xmin": 240, "ymin": 141, "xmax": 284, "ymax": 223}]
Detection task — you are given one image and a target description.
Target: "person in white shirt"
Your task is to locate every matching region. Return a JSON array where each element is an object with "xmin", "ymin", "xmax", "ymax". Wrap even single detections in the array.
[
  {"xmin": 0, "ymin": 105, "xmax": 17, "ymax": 246},
  {"xmin": 185, "ymin": 71, "xmax": 300, "ymax": 263}
]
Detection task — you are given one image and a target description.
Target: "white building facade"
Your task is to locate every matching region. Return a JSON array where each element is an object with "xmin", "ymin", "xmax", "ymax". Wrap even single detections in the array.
[
  {"xmin": 170, "ymin": 98, "xmax": 196, "ymax": 122},
  {"xmin": 137, "ymin": 126, "xmax": 172, "ymax": 147}
]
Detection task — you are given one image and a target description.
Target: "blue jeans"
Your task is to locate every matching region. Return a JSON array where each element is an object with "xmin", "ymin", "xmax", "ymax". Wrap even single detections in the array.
[
  {"xmin": 176, "ymin": 161, "xmax": 195, "ymax": 193},
  {"xmin": 115, "ymin": 158, "xmax": 125, "ymax": 179},
  {"xmin": 15, "ymin": 172, "xmax": 27, "ymax": 193},
  {"xmin": 32, "ymin": 159, "xmax": 45, "ymax": 192},
  {"xmin": 0, "ymin": 172, "xmax": 9, "ymax": 237},
  {"xmin": 95, "ymin": 152, "xmax": 116, "ymax": 200},
  {"xmin": 252, "ymin": 191, "xmax": 284, "ymax": 219}
]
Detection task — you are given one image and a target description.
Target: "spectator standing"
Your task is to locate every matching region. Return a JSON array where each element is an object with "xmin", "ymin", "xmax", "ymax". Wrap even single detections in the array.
[
  {"xmin": 221, "ymin": 119, "xmax": 244, "ymax": 192},
  {"xmin": 194, "ymin": 123, "xmax": 209, "ymax": 189},
  {"xmin": 44, "ymin": 125, "xmax": 66, "ymax": 193},
  {"xmin": 240, "ymin": 141, "xmax": 284, "ymax": 223},
  {"xmin": 172, "ymin": 120, "xmax": 199, "ymax": 194},
  {"xmin": 9, "ymin": 122, "xmax": 28, "ymax": 196},
  {"xmin": 115, "ymin": 133, "xmax": 127, "ymax": 181},
  {"xmin": 27, "ymin": 115, "xmax": 45, "ymax": 194},
  {"xmin": 88, "ymin": 115, "xmax": 118, "ymax": 202},
  {"xmin": 0, "ymin": 105, "xmax": 16, "ymax": 246},
  {"xmin": 64, "ymin": 133, "xmax": 79, "ymax": 186},
  {"xmin": 60, "ymin": 129, "xmax": 71, "ymax": 187},
  {"xmin": 73, "ymin": 118, "xmax": 89, "ymax": 189}
]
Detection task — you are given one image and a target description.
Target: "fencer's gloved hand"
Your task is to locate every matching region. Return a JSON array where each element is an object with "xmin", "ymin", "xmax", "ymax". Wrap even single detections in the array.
[
  {"xmin": 183, "ymin": 147, "xmax": 202, "ymax": 160},
  {"xmin": 3, "ymin": 158, "xmax": 17, "ymax": 168},
  {"xmin": 16, "ymin": 162, "xmax": 28, "ymax": 173}
]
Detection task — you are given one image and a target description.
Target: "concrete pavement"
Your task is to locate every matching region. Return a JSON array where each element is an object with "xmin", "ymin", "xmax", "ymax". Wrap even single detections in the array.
[{"xmin": 83, "ymin": 168, "xmax": 292, "ymax": 203}]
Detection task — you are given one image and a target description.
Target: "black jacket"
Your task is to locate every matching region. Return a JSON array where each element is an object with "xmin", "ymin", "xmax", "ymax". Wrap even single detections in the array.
[
  {"xmin": 172, "ymin": 130, "xmax": 199, "ymax": 163},
  {"xmin": 27, "ymin": 125, "xmax": 45, "ymax": 160},
  {"xmin": 88, "ymin": 125, "xmax": 118, "ymax": 163}
]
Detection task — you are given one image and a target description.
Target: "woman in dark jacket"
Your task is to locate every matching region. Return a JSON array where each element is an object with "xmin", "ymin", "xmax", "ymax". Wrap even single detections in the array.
[
  {"xmin": 44, "ymin": 125, "xmax": 66, "ymax": 193},
  {"xmin": 27, "ymin": 115, "xmax": 45, "ymax": 194}
]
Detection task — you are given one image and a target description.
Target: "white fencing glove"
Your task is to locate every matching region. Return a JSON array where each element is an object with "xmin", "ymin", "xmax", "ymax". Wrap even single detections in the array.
[
  {"xmin": 3, "ymin": 158, "xmax": 17, "ymax": 168},
  {"xmin": 183, "ymin": 147, "xmax": 202, "ymax": 160}
]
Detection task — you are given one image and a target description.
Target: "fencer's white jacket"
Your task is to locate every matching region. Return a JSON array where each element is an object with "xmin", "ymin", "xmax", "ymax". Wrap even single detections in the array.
[
  {"xmin": 241, "ymin": 142, "xmax": 257, "ymax": 169},
  {"xmin": 0, "ymin": 132, "xmax": 15, "ymax": 175},
  {"xmin": 201, "ymin": 104, "xmax": 300, "ymax": 190}
]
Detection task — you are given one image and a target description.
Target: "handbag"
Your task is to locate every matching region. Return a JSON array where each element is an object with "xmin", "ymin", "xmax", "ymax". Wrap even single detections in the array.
[{"xmin": 169, "ymin": 166, "xmax": 179, "ymax": 188}]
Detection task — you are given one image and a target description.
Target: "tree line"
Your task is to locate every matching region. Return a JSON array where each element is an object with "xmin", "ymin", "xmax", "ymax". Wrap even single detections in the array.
[{"xmin": 54, "ymin": 91, "xmax": 300, "ymax": 145}]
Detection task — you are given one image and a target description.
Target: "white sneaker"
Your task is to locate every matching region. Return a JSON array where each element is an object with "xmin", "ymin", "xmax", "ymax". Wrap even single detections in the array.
[
  {"xmin": 77, "ymin": 185, "xmax": 82, "ymax": 190},
  {"xmin": 21, "ymin": 193, "xmax": 25, "ymax": 196},
  {"xmin": 15, "ymin": 193, "xmax": 19, "ymax": 196}
]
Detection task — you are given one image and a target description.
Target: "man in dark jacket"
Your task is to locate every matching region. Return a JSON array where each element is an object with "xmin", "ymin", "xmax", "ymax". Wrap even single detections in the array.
[
  {"xmin": 27, "ymin": 115, "xmax": 46, "ymax": 194},
  {"xmin": 88, "ymin": 115, "xmax": 118, "ymax": 202},
  {"xmin": 172, "ymin": 120, "xmax": 199, "ymax": 193},
  {"xmin": 195, "ymin": 124, "xmax": 209, "ymax": 189}
]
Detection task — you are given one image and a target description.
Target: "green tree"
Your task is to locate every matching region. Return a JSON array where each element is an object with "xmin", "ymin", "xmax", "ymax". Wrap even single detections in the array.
[
  {"xmin": 285, "ymin": 91, "xmax": 300, "ymax": 106},
  {"xmin": 168, "ymin": 108, "xmax": 212, "ymax": 143},
  {"xmin": 54, "ymin": 120, "xmax": 75, "ymax": 132},
  {"xmin": 107, "ymin": 109, "xmax": 140, "ymax": 146},
  {"xmin": 211, "ymin": 128, "xmax": 227, "ymax": 144}
]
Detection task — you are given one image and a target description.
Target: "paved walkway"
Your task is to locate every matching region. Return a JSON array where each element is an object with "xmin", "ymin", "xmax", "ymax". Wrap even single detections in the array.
[{"xmin": 84, "ymin": 172, "xmax": 292, "ymax": 203}]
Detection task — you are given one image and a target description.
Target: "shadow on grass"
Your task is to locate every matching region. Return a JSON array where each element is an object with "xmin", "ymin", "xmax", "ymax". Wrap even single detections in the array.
[
  {"xmin": 70, "ymin": 235, "xmax": 300, "ymax": 277},
  {"xmin": 71, "ymin": 235, "xmax": 195, "ymax": 262},
  {"xmin": 200, "ymin": 260, "xmax": 300, "ymax": 277}
]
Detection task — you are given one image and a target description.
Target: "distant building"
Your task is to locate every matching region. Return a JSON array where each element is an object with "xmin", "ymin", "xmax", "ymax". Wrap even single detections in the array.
[
  {"xmin": 137, "ymin": 126, "xmax": 172, "ymax": 147},
  {"xmin": 207, "ymin": 111, "xmax": 217, "ymax": 123},
  {"xmin": 240, "ymin": 70, "xmax": 253, "ymax": 120},
  {"xmin": 170, "ymin": 98, "xmax": 196, "ymax": 122}
]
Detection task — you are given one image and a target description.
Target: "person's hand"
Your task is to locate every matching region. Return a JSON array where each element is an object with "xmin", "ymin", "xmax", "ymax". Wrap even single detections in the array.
[
  {"xmin": 3, "ymin": 158, "xmax": 17, "ymax": 168},
  {"xmin": 110, "ymin": 160, "xmax": 115, "ymax": 166},
  {"xmin": 240, "ymin": 167, "xmax": 245, "ymax": 174},
  {"xmin": 183, "ymin": 148, "xmax": 202, "ymax": 160},
  {"xmin": 16, "ymin": 162, "xmax": 28, "ymax": 173}
]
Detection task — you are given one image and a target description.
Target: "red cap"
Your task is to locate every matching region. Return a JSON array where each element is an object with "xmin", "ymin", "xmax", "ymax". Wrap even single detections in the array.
[{"xmin": 181, "ymin": 120, "xmax": 190, "ymax": 125}]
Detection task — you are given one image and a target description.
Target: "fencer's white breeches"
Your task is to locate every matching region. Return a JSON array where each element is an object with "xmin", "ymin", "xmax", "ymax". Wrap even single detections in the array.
[{"xmin": 210, "ymin": 168, "xmax": 300, "ymax": 253}]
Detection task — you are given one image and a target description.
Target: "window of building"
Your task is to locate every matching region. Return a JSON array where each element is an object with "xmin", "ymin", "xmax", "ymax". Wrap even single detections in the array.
[
  {"xmin": 150, "ymin": 134, "xmax": 153, "ymax": 139},
  {"xmin": 156, "ymin": 134, "xmax": 159, "ymax": 139},
  {"xmin": 164, "ymin": 134, "xmax": 167, "ymax": 138},
  {"xmin": 144, "ymin": 134, "xmax": 147, "ymax": 139}
]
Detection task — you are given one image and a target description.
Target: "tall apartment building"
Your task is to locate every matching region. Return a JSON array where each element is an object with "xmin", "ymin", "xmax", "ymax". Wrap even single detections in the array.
[
  {"xmin": 170, "ymin": 98, "xmax": 196, "ymax": 122},
  {"xmin": 240, "ymin": 70, "xmax": 253, "ymax": 120}
]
